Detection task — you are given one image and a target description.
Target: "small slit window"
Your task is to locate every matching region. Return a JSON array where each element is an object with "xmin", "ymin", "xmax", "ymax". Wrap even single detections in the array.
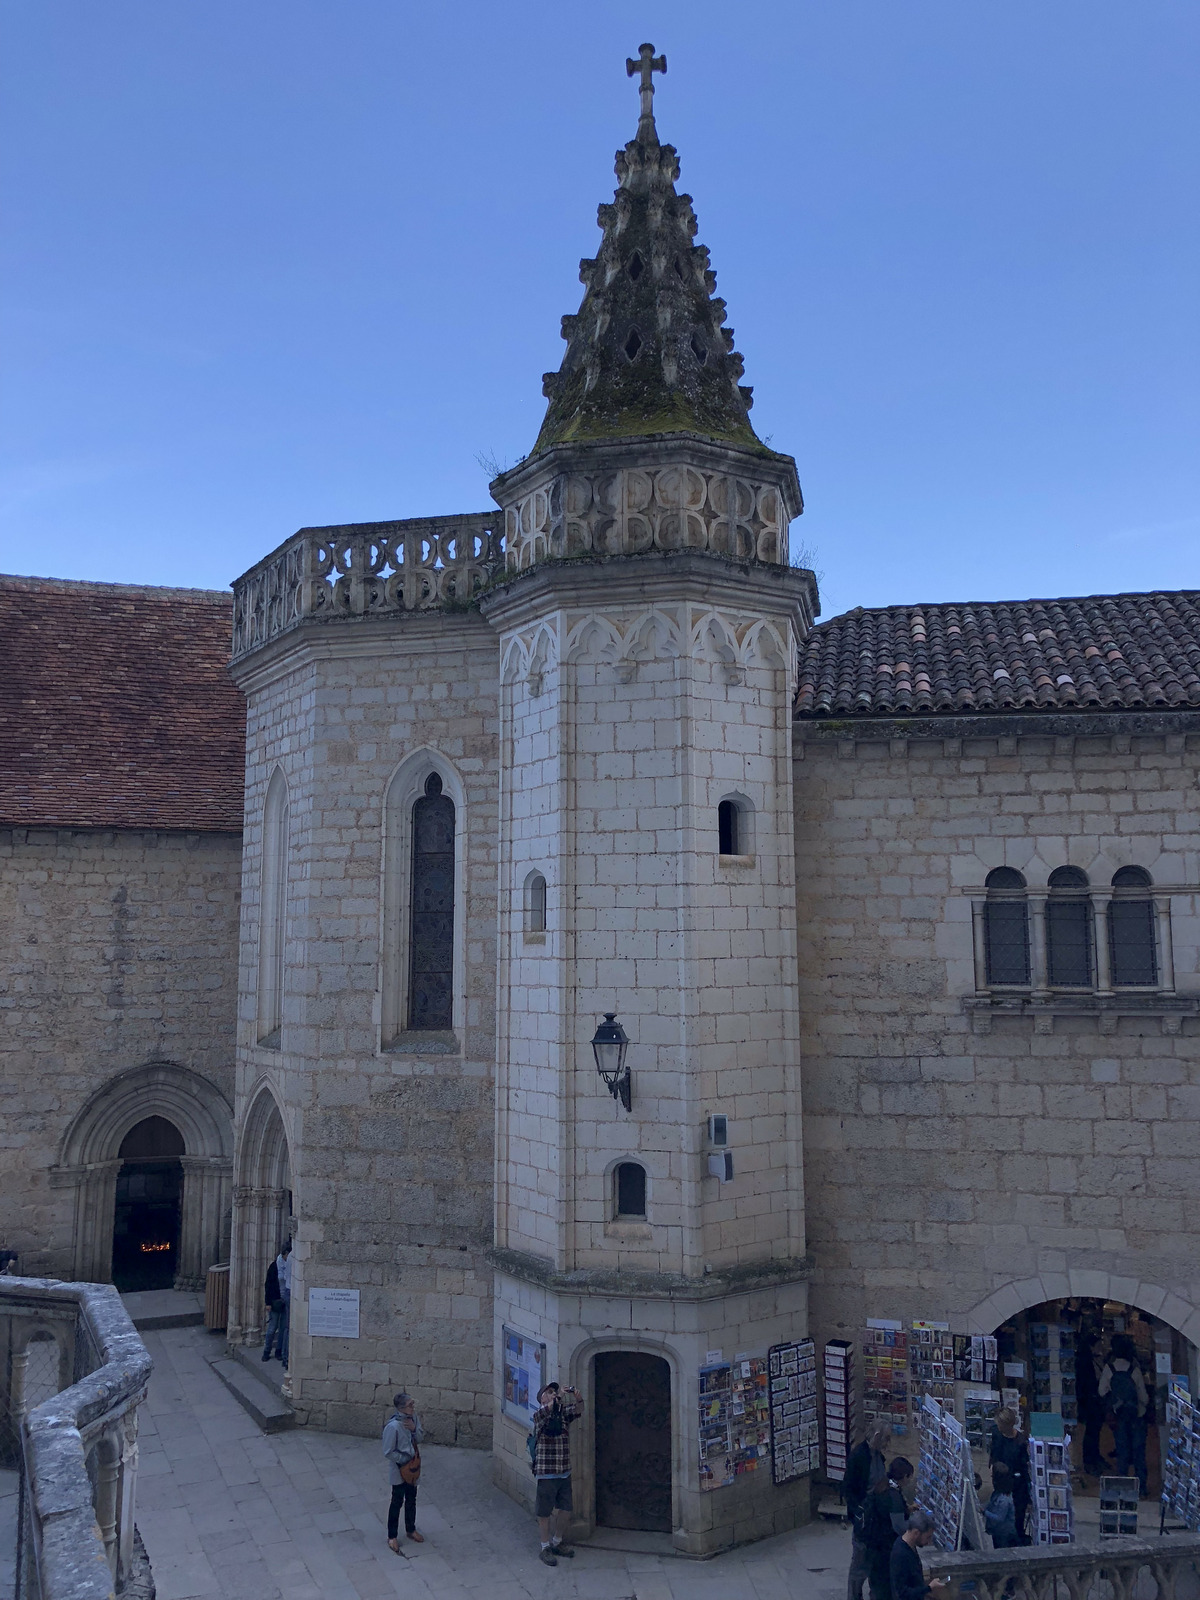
[
  {"xmin": 718, "ymin": 797, "xmax": 753, "ymax": 858},
  {"xmin": 623, "ymin": 327, "xmax": 643, "ymax": 360},
  {"xmin": 1109, "ymin": 867, "xmax": 1157, "ymax": 987},
  {"xmin": 627, "ymin": 252, "xmax": 644, "ymax": 281},
  {"xmin": 983, "ymin": 867, "xmax": 1030, "ymax": 986},
  {"xmin": 524, "ymin": 871, "xmax": 547, "ymax": 936},
  {"xmin": 614, "ymin": 1162, "xmax": 647, "ymax": 1220},
  {"xmin": 1046, "ymin": 866, "xmax": 1092, "ymax": 988}
]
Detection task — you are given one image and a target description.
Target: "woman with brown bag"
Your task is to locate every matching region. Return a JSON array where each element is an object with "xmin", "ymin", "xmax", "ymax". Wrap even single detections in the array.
[{"xmin": 382, "ymin": 1392, "xmax": 424, "ymax": 1549}]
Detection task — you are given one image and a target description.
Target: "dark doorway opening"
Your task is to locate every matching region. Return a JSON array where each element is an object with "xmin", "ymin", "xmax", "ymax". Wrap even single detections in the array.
[
  {"xmin": 111, "ymin": 1115, "xmax": 184, "ymax": 1291},
  {"xmin": 594, "ymin": 1351, "xmax": 672, "ymax": 1532}
]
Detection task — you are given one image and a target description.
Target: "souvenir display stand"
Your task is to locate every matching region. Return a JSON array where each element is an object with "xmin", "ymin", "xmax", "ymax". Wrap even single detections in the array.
[
  {"xmin": 1161, "ymin": 1380, "xmax": 1200, "ymax": 1533},
  {"xmin": 910, "ymin": 1321, "xmax": 956, "ymax": 1412},
  {"xmin": 768, "ymin": 1338, "xmax": 819, "ymax": 1485},
  {"xmin": 1028, "ymin": 1425, "xmax": 1074, "ymax": 1544},
  {"xmin": 963, "ymin": 1390, "xmax": 1001, "ymax": 1451},
  {"xmin": 1099, "ymin": 1476, "xmax": 1139, "ymax": 1538},
  {"xmin": 1030, "ymin": 1322, "xmax": 1078, "ymax": 1426},
  {"xmin": 822, "ymin": 1339, "xmax": 854, "ymax": 1482},
  {"xmin": 915, "ymin": 1395, "xmax": 990, "ymax": 1551},
  {"xmin": 862, "ymin": 1321, "xmax": 909, "ymax": 1436},
  {"xmin": 697, "ymin": 1354, "xmax": 771, "ymax": 1490}
]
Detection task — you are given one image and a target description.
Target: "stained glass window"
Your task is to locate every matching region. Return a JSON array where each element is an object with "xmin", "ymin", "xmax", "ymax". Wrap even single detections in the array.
[{"xmin": 408, "ymin": 773, "xmax": 455, "ymax": 1029}]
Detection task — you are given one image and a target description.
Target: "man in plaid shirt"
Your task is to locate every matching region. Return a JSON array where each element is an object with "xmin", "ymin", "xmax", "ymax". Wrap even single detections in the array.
[{"xmin": 531, "ymin": 1382, "xmax": 583, "ymax": 1565}]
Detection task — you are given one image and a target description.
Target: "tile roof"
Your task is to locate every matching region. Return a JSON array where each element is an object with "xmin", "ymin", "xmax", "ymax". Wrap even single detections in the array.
[
  {"xmin": 795, "ymin": 590, "xmax": 1200, "ymax": 718},
  {"xmin": 0, "ymin": 576, "xmax": 245, "ymax": 831}
]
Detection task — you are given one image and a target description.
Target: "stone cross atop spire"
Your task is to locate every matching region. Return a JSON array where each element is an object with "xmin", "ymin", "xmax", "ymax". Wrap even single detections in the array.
[
  {"xmin": 530, "ymin": 48, "xmax": 769, "ymax": 458},
  {"xmin": 626, "ymin": 42, "xmax": 666, "ymax": 144}
]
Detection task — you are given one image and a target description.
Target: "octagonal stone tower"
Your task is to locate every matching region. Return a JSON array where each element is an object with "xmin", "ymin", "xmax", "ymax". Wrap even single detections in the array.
[{"xmin": 482, "ymin": 51, "xmax": 819, "ymax": 1553}]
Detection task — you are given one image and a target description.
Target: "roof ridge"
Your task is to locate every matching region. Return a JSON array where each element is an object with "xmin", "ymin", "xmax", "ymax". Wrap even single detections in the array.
[{"xmin": 0, "ymin": 573, "xmax": 233, "ymax": 602}]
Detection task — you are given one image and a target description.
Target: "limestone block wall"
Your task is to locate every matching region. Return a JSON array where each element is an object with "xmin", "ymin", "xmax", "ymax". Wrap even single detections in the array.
[
  {"xmin": 233, "ymin": 614, "xmax": 499, "ymax": 1444},
  {"xmin": 793, "ymin": 719, "xmax": 1200, "ymax": 1350},
  {"xmin": 0, "ymin": 826, "xmax": 240, "ymax": 1277},
  {"xmin": 489, "ymin": 560, "xmax": 808, "ymax": 1283}
]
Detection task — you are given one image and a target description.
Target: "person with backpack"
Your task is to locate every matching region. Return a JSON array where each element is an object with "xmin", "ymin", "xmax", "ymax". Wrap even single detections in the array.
[
  {"xmin": 530, "ymin": 1381, "xmax": 582, "ymax": 1566},
  {"xmin": 261, "ymin": 1240, "xmax": 290, "ymax": 1363},
  {"xmin": 860, "ymin": 1456, "xmax": 914, "ymax": 1600},
  {"xmin": 844, "ymin": 1423, "xmax": 893, "ymax": 1600},
  {"xmin": 382, "ymin": 1392, "xmax": 424, "ymax": 1551},
  {"xmin": 1099, "ymin": 1334, "xmax": 1149, "ymax": 1496},
  {"xmin": 988, "ymin": 1408, "xmax": 1031, "ymax": 1545}
]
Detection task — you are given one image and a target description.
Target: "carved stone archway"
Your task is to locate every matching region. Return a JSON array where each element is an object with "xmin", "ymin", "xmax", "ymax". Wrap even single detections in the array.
[
  {"xmin": 965, "ymin": 1269, "xmax": 1200, "ymax": 1352},
  {"xmin": 54, "ymin": 1062, "xmax": 233, "ymax": 1290},
  {"xmin": 228, "ymin": 1082, "xmax": 293, "ymax": 1345}
]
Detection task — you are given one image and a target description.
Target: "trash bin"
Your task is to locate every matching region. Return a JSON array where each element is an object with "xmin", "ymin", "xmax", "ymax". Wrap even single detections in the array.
[{"xmin": 204, "ymin": 1263, "xmax": 230, "ymax": 1331}]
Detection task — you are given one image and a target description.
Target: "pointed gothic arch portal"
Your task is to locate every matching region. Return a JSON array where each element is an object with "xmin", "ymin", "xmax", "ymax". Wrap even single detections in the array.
[
  {"xmin": 55, "ymin": 1063, "xmax": 233, "ymax": 1289},
  {"xmin": 229, "ymin": 1085, "xmax": 293, "ymax": 1346}
]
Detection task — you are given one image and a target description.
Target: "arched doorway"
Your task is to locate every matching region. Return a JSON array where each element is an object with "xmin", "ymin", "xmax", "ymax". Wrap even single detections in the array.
[
  {"xmin": 229, "ymin": 1085, "xmax": 293, "ymax": 1347},
  {"xmin": 111, "ymin": 1116, "xmax": 184, "ymax": 1291},
  {"xmin": 55, "ymin": 1062, "xmax": 233, "ymax": 1289},
  {"xmin": 593, "ymin": 1351, "xmax": 672, "ymax": 1532}
]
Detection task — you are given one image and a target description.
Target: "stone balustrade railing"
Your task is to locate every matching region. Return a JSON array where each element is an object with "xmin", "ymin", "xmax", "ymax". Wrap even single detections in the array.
[
  {"xmin": 231, "ymin": 513, "xmax": 504, "ymax": 662},
  {"xmin": 2, "ymin": 1277, "xmax": 153, "ymax": 1600},
  {"xmin": 924, "ymin": 1531, "xmax": 1200, "ymax": 1599}
]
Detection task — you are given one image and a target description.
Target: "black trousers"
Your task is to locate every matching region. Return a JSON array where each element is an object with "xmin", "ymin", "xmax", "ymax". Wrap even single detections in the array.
[{"xmin": 388, "ymin": 1480, "xmax": 417, "ymax": 1537}]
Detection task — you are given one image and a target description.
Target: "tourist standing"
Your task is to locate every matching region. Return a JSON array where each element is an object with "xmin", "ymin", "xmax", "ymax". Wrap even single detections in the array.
[
  {"xmin": 844, "ymin": 1423, "xmax": 893, "ymax": 1600},
  {"xmin": 262, "ymin": 1240, "xmax": 290, "ymax": 1362},
  {"xmin": 861, "ymin": 1456, "xmax": 914, "ymax": 1600},
  {"xmin": 1099, "ymin": 1334, "xmax": 1149, "ymax": 1497},
  {"xmin": 889, "ymin": 1511, "xmax": 949, "ymax": 1600},
  {"xmin": 988, "ymin": 1408, "xmax": 1031, "ymax": 1545},
  {"xmin": 1075, "ymin": 1320, "xmax": 1106, "ymax": 1476},
  {"xmin": 983, "ymin": 1462, "xmax": 1018, "ymax": 1548},
  {"xmin": 382, "ymin": 1392, "xmax": 424, "ymax": 1549},
  {"xmin": 530, "ymin": 1382, "xmax": 582, "ymax": 1566}
]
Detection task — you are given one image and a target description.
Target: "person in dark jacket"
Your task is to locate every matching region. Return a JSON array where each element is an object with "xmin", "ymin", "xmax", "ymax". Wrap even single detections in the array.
[
  {"xmin": 1099, "ymin": 1334, "xmax": 1150, "ymax": 1496},
  {"xmin": 861, "ymin": 1456, "xmax": 914, "ymax": 1600},
  {"xmin": 890, "ymin": 1511, "xmax": 949, "ymax": 1600},
  {"xmin": 845, "ymin": 1424, "xmax": 893, "ymax": 1600},
  {"xmin": 988, "ymin": 1408, "xmax": 1030, "ymax": 1545},
  {"xmin": 983, "ymin": 1462, "xmax": 1018, "ymax": 1548},
  {"xmin": 261, "ymin": 1241, "xmax": 290, "ymax": 1362},
  {"xmin": 1075, "ymin": 1320, "xmax": 1107, "ymax": 1475}
]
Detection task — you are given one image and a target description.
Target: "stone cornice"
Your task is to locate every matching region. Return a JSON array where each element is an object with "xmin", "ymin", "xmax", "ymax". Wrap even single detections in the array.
[
  {"xmin": 487, "ymin": 1244, "xmax": 813, "ymax": 1301},
  {"xmin": 794, "ymin": 709, "xmax": 1200, "ymax": 743}
]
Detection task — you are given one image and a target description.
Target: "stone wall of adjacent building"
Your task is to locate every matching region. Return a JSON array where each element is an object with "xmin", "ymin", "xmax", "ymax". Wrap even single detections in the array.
[
  {"xmin": 0, "ymin": 825, "xmax": 240, "ymax": 1277},
  {"xmin": 232, "ymin": 613, "xmax": 499, "ymax": 1445},
  {"xmin": 793, "ymin": 718, "xmax": 1200, "ymax": 1350}
]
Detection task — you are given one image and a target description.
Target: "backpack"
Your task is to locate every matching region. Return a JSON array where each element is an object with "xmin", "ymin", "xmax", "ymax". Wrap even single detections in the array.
[{"xmin": 1109, "ymin": 1367, "xmax": 1139, "ymax": 1417}]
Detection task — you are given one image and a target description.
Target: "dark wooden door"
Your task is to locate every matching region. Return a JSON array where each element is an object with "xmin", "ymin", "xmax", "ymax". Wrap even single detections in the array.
[{"xmin": 594, "ymin": 1351, "xmax": 672, "ymax": 1531}]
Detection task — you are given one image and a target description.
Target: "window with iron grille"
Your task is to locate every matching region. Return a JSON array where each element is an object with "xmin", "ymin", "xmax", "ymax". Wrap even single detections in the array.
[
  {"xmin": 983, "ymin": 867, "xmax": 1030, "ymax": 985},
  {"xmin": 1109, "ymin": 867, "xmax": 1157, "ymax": 987},
  {"xmin": 408, "ymin": 773, "xmax": 455, "ymax": 1029},
  {"xmin": 1046, "ymin": 867, "xmax": 1092, "ymax": 987}
]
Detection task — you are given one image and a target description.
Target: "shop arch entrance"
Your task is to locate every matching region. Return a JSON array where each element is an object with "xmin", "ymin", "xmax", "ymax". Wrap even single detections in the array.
[
  {"xmin": 111, "ymin": 1116, "xmax": 185, "ymax": 1290},
  {"xmin": 229, "ymin": 1085, "xmax": 293, "ymax": 1346},
  {"xmin": 593, "ymin": 1351, "xmax": 672, "ymax": 1532},
  {"xmin": 56, "ymin": 1062, "xmax": 233, "ymax": 1289}
]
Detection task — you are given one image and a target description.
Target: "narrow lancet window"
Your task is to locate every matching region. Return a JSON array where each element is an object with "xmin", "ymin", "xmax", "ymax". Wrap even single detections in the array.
[
  {"xmin": 1109, "ymin": 867, "xmax": 1158, "ymax": 987},
  {"xmin": 408, "ymin": 773, "xmax": 455, "ymax": 1029},
  {"xmin": 257, "ymin": 770, "xmax": 289, "ymax": 1044},
  {"xmin": 1046, "ymin": 866, "xmax": 1092, "ymax": 987},
  {"xmin": 983, "ymin": 867, "xmax": 1030, "ymax": 986}
]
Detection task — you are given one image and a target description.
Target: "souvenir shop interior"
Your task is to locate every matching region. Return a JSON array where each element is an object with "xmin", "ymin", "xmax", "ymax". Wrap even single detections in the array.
[{"xmin": 833, "ymin": 1297, "xmax": 1200, "ymax": 1549}]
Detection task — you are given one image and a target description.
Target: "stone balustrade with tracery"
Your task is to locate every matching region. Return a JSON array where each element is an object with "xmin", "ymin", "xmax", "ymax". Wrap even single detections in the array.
[
  {"xmin": 231, "ymin": 513, "xmax": 504, "ymax": 662},
  {"xmin": 1, "ymin": 1277, "xmax": 153, "ymax": 1600},
  {"xmin": 924, "ymin": 1532, "xmax": 1200, "ymax": 1600}
]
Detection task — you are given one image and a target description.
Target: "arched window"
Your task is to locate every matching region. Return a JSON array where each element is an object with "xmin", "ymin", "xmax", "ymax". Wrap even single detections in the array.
[
  {"xmin": 409, "ymin": 773, "xmax": 455, "ymax": 1029},
  {"xmin": 257, "ymin": 770, "xmax": 289, "ymax": 1045},
  {"xmin": 983, "ymin": 867, "xmax": 1030, "ymax": 986},
  {"xmin": 614, "ymin": 1162, "xmax": 647, "ymax": 1220},
  {"xmin": 1046, "ymin": 866, "xmax": 1092, "ymax": 987},
  {"xmin": 1109, "ymin": 867, "xmax": 1158, "ymax": 987},
  {"xmin": 718, "ymin": 795, "xmax": 754, "ymax": 858},
  {"xmin": 524, "ymin": 871, "xmax": 547, "ymax": 936}
]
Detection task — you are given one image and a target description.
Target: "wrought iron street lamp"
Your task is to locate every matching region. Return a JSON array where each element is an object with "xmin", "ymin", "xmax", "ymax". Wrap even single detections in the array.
[{"xmin": 591, "ymin": 1012, "xmax": 631, "ymax": 1112}]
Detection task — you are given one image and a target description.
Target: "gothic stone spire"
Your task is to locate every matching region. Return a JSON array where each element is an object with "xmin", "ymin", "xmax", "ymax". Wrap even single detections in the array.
[{"xmin": 532, "ymin": 45, "xmax": 762, "ymax": 456}]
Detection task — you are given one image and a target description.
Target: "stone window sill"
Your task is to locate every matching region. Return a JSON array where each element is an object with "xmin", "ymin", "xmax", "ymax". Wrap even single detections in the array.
[
  {"xmin": 256, "ymin": 1028, "xmax": 282, "ymax": 1051},
  {"xmin": 718, "ymin": 854, "xmax": 756, "ymax": 869},
  {"xmin": 522, "ymin": 933, "xmax": 547, "ymax": 947},
  {"xmin": 964, "ymin": 993, "xmax": 1197, "ymax": 1036},
  {"xmin": 383, "ymin": 1030, "xmax": 460, "ymax": 1056},
  {"xmin": 604, "ymin": 1220, "xmax": 653, "ymax": 1242}
]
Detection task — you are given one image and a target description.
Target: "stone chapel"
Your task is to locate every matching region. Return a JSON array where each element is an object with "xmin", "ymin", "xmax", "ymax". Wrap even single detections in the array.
[{"xmin": 2, "ymin": 47, "xmax": 1198, "ymax": 1556}]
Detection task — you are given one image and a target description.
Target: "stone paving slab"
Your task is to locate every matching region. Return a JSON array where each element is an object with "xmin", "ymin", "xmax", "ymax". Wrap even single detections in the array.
[
  {"xmin": 121, "ymin": 1288, "xmax": 206, "ymax": 1331},
  {"xmin": 136, "ymin": 1326, "xmax": 851, "ymax": 1600}
]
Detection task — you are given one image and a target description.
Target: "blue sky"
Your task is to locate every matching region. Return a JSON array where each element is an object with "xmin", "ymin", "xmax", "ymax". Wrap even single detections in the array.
[{"xmin": 1, "ymin": 1, "xmax": 1196, "ymax": 619}]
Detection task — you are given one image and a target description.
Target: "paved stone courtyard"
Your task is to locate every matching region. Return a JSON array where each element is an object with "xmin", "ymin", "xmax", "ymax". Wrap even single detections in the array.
[{"xmin": 137, "ymin": 1326, "xmax": 850, "ymax": 1600}]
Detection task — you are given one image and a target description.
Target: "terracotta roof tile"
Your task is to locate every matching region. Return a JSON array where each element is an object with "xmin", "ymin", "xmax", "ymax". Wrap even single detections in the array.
[
  {"xmin": 0, "ymin": 576, "xmax": 245, "ymax": 831},
  {"xmin": 795, "ymin": 590, "xmax": 1200, "ymax": 718}
]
